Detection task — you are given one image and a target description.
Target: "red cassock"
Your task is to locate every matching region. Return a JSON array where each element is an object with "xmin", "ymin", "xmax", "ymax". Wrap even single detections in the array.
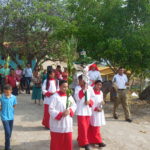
[
  {"xmin": 49, "ymin": 91, "xmax": 77, "ymax": 150},
  {"xmin": 42, "ymin": 78, "xmax": 57, "ymax": 129},
  {"xmin": 50, "ymin": 132, "xmax": 72, "ymax": 150},
  {"xmin": 42, "ymin": 104, "xmax": 50, "ymax": 129},
  {"xmin": 88, "ymin": 125, "xmax": 103, "ymax": 144},
  {"xmin": 77, "ymin": 116, "xmax": 90, "ymax": 146},
  {"xmin": 88, "ymin": 89, "xmax": 106, "ymax": 144},
  {"xmin": 75, "ymin": 87, "xmax": 95, "ymax": 146}
]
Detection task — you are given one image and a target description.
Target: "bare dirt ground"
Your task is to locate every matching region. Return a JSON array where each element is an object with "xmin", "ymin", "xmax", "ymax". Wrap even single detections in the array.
[{"xmin": 0, "ymin": 94, "xmax": 150, "ymax": 150}]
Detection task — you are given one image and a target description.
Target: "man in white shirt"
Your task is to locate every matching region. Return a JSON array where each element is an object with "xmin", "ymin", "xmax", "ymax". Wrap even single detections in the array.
[
  {"xmin": 23, "ymin": 64, "xmax": 33, "ymax": 94},
  {"xmin": 112, "ymin": 67, "xmax": 132, "ymax": 122}
]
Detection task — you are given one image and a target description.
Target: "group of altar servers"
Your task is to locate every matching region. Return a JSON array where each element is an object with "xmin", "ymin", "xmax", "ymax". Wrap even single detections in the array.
[{"xmin": 41, "ymin": 64, "xmax": 106, "ymax": 150}]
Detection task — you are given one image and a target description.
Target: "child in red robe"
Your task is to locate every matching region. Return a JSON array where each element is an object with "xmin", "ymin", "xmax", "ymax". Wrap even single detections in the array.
[
  {"xmin": 49, "ymin": 80, "xmax": 76, "ymax": 150},
  {"xmin": 42, "ymin": 70, "xmax": 56, "ymax": 129},
  {"xmin": 88, "ymin": 80, "xmax": 106, "ymax": 147},
  {"xmin": 75, "ymin": 75, "xmax": 95, "ymax": 150}
]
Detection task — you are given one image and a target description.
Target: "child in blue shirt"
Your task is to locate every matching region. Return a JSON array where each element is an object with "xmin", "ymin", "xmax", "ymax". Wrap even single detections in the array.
[{"xmin": 0, "ymin": 84, "xmax": 17, "ymax": 150}]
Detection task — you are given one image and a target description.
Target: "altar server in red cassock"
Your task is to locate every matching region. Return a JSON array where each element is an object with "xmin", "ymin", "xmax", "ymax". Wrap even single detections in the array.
[
  {"xmin": 88, "ymin": 80, "xmax": 106, "ymax": 147},
  {"xmin": 42, "ymin": 70, "xmax": 57, "ymax": 129},
  {"xmin": 49, "ymin": 80, "xmax": 77, "ymax": 150},
  {"xmin": 76, "ymin": 75, "xmax": 95, "ymax": 150},
  {"xmin": 88, "ymin": 64, "xmax": 102, "ymax": 87}
]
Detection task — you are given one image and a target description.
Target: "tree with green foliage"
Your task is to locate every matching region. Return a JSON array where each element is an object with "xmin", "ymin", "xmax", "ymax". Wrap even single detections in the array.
[
  {"xmin": 0, "ymin": 0, "xmax": 77, "ymax": 67},
  {"xmin": 67, "ymin": 0, "xmax": 150, "ymax": 78}
]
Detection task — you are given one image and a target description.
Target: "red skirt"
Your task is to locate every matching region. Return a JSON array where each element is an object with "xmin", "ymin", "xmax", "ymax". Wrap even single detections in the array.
[
  {"xmin": 42, "ymin": 104, "xmax": 50, "ymax": 129},
  {"xmin": 77, "ymin": 116, "xmax": 90, "ymax": 146},
  {"xmin": 88, "ymin": 125, "xmax": 103, "ymax": 144},
  {"xmin": 50, "ymin": 132, "xmax": 72, "ymax": 150}
]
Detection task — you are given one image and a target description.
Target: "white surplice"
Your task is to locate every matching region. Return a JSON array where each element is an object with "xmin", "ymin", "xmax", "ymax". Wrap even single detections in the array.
[
  {"xmin": 49, "ymin": 93, "xmax": 77, "ymax": 133},
  {"xmin": 90, "ymin": 90, "xmax": 106, "ymax": 126},
  {"xmin": 75, "ymin": 86, "xmax": 95, "ymax": 116},
  {"xmin": 42, "ymin": 79, "xmax": 57, "ymax": 105},
  {"xmin": 88, "ymin": 70, "xmax": 102, "ymax": 86}
]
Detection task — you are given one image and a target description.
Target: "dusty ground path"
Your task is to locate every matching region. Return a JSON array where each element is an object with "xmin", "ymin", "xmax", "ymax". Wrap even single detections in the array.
[{"xmin": 0, "ymin": 94, "xmax": 150, "ymax": 150}]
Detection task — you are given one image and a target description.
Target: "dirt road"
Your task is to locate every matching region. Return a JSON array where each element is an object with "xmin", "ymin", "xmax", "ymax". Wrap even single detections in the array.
[{"xmin": 0, "ymin": 94, "xmax": 150, "ymax": 150}]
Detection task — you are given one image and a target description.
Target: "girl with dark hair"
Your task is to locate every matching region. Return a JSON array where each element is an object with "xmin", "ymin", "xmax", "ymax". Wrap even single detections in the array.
[
  {"xmin": 32, "ymin": 71, "xmax": 42, "ymax": 105},
  {"xmin": 88, "ymin": 80, "xmax": 106, "ymax": 147},
  {"xmin": 42, "ymin": 70, "xmax": 57, "ymax": 129}
]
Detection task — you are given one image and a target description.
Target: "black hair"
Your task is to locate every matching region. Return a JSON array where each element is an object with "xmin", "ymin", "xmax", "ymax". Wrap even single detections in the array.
[
  {"xmin": 95, "ymin": 80, "xmax": 102, "ymax": 85},
  {"xmin": 59, "ymin": 80, "xmax": 67, "ymax": 87},
  {"xmin": 46, "ymin": 69, "xmax": 55, "ymax": 90},
  {"xmin": 57, "ymin": 65, "xmax": 61, "ymax": 68},
  {"xmin": 17, "ymin": 65, "xmax": 22, "ymax": 70},
  {"xmin": 10, "ymin": 68, "xmax": 15, "ymax": 71},
  {"xmin": 78, "ymin": 75, "xmax": 83, "ymax": 81},
  {"xmin": 4, "ymin": 84, "xmax": 12, "ymax": 90},
  {"xmin": 119, "ymin": 67, "xmax": 124, "ymax": 70}
]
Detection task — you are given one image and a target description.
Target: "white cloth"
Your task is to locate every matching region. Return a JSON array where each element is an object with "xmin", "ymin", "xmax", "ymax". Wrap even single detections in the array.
[
  {"xmin": 75, "ymin": 86, "xmax": 95, "ymax": 116},
  {"xmin": 23, "ymin": 68, "xmax": 33, "ymax": 77},
  {"xmin": 42, "ymin": 79, "xmax": 57, "ymax": 105},
  {"xmin": 74, "ymin": 85, "xmax": 81, "ymax": 101},
  {"xmin": 88, "ymin": 70, "xmax": 102, "ymax": 86},
  {"xmin": 112, "ymin": 74, "xmax": 128, "ymax": 89},
  {"xmin": 90, "ymin": 91, "xmax": 106, "ymax": 126},
  {"xmin": 49, "ymin": 93, "xmax": 77, "ymax": 133}
]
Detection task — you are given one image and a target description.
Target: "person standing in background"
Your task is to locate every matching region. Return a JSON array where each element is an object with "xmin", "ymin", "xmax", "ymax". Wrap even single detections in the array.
[
  {"xmin": 23, "ymin": 64, "xmax": 33, "ymax": 94},
  {"xmin": 55, "ymin": 65, "xmax": 62, "ymax": 80},
  {"xmin": 62, "ymin": 68, "xmax": 68, "ymax": 81},
  {"xmin": 15, "ymin": 65, "xmax": 23, "ymax": 94},
  {"xmin": 0, "ymin": 64, "xmax": 10, "ymax": 93},
  {"xmin": 32, "ymin": 71, "xmax": 42, "ymax": 105},
  {"xmin": 88, "ymin": 64, "xmax": 102, "ymax": 87},
  {"xmin": 6, "ymin": 69, "xmax": 19, "ymax": 96},
  {"xmin": 112, "ymin": 67, "xmax": 132, "ymax": 122},
  {"xmin": 4, "ymin": 64, "xmax": 10, "ymax": 77},
  {"xmin": 0, "ymin": 65, "xmax": 4, "ymax": 93},
  {"xmin": 41, "ymin": 70, "xmax": 47, "ymax": 83}
]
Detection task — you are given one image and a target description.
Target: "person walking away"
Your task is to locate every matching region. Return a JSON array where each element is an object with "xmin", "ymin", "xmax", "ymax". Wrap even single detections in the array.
[
  {"xmin": 0, "ymin": 84, "xmax": 17, "ymax": 150},
  {"xmin": 112, "ymin": 67, "xmax": 132, "ymax": 122}
]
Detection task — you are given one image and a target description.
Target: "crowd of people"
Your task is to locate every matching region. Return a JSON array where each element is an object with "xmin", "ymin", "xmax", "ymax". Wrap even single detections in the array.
[{"xmin": 0, "ymin": 63, "xmax": 132, "ymax": 150}]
